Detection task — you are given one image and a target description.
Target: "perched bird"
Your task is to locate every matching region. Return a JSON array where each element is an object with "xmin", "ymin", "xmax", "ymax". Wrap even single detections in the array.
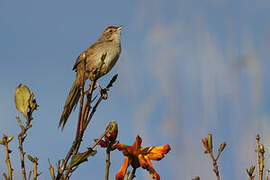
[{"xmin": 59, "ymin": 26, "xmax": 122, "ymax": 130}]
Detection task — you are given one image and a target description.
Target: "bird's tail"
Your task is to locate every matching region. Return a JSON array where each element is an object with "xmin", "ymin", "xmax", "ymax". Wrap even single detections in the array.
[{"xmin": 59, "ymin": 77, "xmax": 81, "ymax": 130}]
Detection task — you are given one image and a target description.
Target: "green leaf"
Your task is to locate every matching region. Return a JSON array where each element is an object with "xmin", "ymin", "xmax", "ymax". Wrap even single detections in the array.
[{"xmin": 68, "ymin": 149, "xmax": 97, "ymax": 169}]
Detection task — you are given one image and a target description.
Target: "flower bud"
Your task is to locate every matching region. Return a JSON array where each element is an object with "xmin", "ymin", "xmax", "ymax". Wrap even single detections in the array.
[
  {"xmin": 260, "ymin": 144, "xmax": 265, "ymax": 154},
  {"xmin": 7, "ymin": 136, "xmax": 14, "ymax": 143},
  {"xmin": 219, "ymin": 142, "xmax": 226, "ymax": 153},
  {"xmin": 246, "ymin": 165, "xmax": 255, "ymax": 176},
  {"xmin": 207, "ymin": 134, "xmax": 213, "ymax": 151},
  {"xmin": 105, "ymin": 121, "xmax": 118, "ymax": 143}
]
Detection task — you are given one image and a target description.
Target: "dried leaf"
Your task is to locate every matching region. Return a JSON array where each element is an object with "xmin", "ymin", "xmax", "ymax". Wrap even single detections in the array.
[{"xmin": 14, "ymin": 84, "xmax": 31, "ymax": 119}]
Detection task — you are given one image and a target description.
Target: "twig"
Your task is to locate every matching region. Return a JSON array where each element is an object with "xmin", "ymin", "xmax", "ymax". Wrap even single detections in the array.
[
  {"xmin": 259, "ymin": 144, "xmax": 265, "ymax": 180},
  {"xmin": 91, "ymin": 129, "xmax": 110, "ymax": 149},
  {"xmin": 129, "ymin": 168, "xmax": 136, "ymax": 180},
  {"xmin": 3, "ymin": 135, "xmax": 13, "ymax": 180},
  {"xmin": 266, "ymin": 170, "xmax": 269, "ymax": 180},
  {"xmin": 83, "ymin": 74, "xmax": 117, "ymax": 132},
  {"xmin": 48, "ymin": 159, "xmax": 55, "ymax": 180},
  {"xmin": 256, "ymin": 134, "xmax": 260, "ymax": 179},
  {"xmin": 62, "ymin": 129, "xmax": 109, "ymax": 180},
  {"xmin": 27, "ymin": 155, "xmax": 40, "ymax": 180},
  {"xmin": 83, "ymin": 94, "xmax": 103, "ymax": 131},
  {"xmin": 56, "ymin": 81, "xmax": 96, "ymax": 180},
  {"xmin": 33, "ymin": 159, "xmax": 38, "ymax": 180},
  {"xmin": 105, "ymin": 149, "xmax": 111, "ymax": 180},
  {"xmin": 17, "ymin": 116, "xmax": 32, "ymax": 180},
  {"xmin": 28, "ymin": 171, "xmax": 32, "ymax": 180},
  {"xmin": 56, "ymin": 74, "xmax": 117, "ymax": 180},
  {"xmin": 125, "ymin": 171, "xmax": 130, "ymax": 180},
  {"xmin": 209, "ymin": 153, "xmax": 220, "ymax": 180},
  {"xmin": 74, "ymin": 80, "xmax": 96, "ymax": 155},
  {"xmin": 56, "ymin": 137, "xmax": 79, "ymax": 180},
  {"xmin": 74, "ymin": 86, "xmax": 85, "ymax": 151},
  {"xmin": 246, "ymin": 165, "xmax": 255, "ymax": 180},
  {"xmin": 202, "ymin": 135, "xmax": 226, "ymax": 180}
]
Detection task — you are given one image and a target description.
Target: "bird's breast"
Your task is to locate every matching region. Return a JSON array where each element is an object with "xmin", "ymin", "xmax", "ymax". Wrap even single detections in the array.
[{"xmin": 102, "ymin": 43, "xmax": 121, "ymax": 73}]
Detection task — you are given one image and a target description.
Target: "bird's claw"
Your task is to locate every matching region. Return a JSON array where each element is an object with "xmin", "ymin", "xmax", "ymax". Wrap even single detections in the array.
[
  {"xmin": 96, "ymin": 82, "xmax": 108, "ymax": 100},
  {"xmin": 101, "ymin": 89, "xmax": 108, "ymax": 100}
]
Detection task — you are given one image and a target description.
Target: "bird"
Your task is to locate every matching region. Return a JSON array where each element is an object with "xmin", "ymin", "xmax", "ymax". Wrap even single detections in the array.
[{"xmin": 59, "ymin": 25, "xmax": 123, "ymax": 130}]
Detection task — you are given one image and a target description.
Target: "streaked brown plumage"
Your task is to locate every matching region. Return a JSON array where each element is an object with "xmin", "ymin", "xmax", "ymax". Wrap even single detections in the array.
[{"xmin": 59, "ymin": 26, "xmax": 122, "ymax": 130}]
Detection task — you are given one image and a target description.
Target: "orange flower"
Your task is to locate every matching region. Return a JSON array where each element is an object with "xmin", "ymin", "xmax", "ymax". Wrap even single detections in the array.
[{"xmin": 115, "ymin": 136, "xmax": 171, "ymax": 180}]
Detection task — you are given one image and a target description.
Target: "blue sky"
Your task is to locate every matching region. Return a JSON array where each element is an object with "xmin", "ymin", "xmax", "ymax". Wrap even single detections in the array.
[{"xmin": 1, "ymin": 0, "xmax": 270, "ymax": 179}]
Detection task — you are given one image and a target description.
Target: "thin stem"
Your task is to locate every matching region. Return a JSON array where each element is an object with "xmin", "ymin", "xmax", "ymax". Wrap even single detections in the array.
[
  {"xmin": 209, "ymin": 152, "xmax": 220, "ymax": 180},
  {"xmin": 83, "ymin": 74, "xmax": 118, "ymax": 132},
  {"xmin": 256, "ymin": 134, "xmax": 260, "ymax": 179},
  {"xmin": 74, "ymin": 80, "xmax": 96, "ymax": 154},
  {"xmin": 82, "ymin": 79, "xmax": 96, "ymax": 126},
  {"xmin": 56, "ymin": 140, "xmax": 78, "ymax": 180},
  {"xmin": 56, "ymin": 81, "xmax": 96, "ymax": 180},
  {"xmin": 83, "ymin": 94, "xmax": 103, "ymax": 132},
  {"xmin": 3, "ymin": 135, "xmax": 13, "ymax": 180},
  {"xmin": 266, "ymin": 170, "xmax": 269, "ymax": 180},
  {"xmin": 259, "ymin": 145, "xmax": 264, "ymax": 180},
  {"xmin": 16, "ymin": 116, "xmax": 32, "ymax": 180},
  {"xmin": 105, "ymin": 149, "xmax": 111, "ymax": 180},
  {"xmin": 91, "ymin": 129, "xmax": 109, "ymax": 149},
  {"xmin": 74, "ymin": 87, "xmax": 84, "ymax": 151},
  {"xmin": 28, "ymin": 171, "xmax": 32, "ymax": 180},
  {"xmin": 56, "ymin": 74, "xmax": 117, "ymax": 180},
  {"xmin": 48, "ymin": 159, "xmax": 55, "ymax": 180},
  {"xmin": 215, "ymin": 150, "xmax": 222, "ymax": 162},
  {"xmin": 125, "ymin": 171, "xmax": 130, "ymax": 180},
  {"xmin": 33, "ymin": 160, "xmax": 38, "ymax": 180},
  {"xmin": 62, "ymin": 129, "xmax": 109, "ymax": 180},
  {"xmin": 18, "ymin": 135, "xmax": 27, "ymax": 180},
  {"xmin": 129, "ymin": 168, "xmax": 136, "ymax": 180}
]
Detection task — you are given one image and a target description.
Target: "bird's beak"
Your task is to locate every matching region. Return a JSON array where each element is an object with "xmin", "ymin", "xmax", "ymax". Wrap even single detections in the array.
[{"xmin": 118, "ymin": 25, "xmax": 123, "ymax": 31}]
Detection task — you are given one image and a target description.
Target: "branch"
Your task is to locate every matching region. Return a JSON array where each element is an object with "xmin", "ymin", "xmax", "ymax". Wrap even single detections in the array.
[
  {"xmin": 27, "ymin": 155, "xmax": 40, "ymax": 180},
  {"xmin": 2, "ymin": 135, "xmax": 13, "ymax": 180},
  {"xmin": 56, "ymin": 74, "xmax": 118, "ymax": 180},
  {"xmin": 83, "ymin": 74, "xmax": 118, "ymax": 132},
  {"xmin": 62, "ymin": 129, "xmax": 109, "ymax": 179},
  {"xmin": 17, "ymin": 116, "xmax": 32, "ymax": 180},
  {"xmin": 202, "ymin": 134, "xmax": 226, "ymax": 180}
]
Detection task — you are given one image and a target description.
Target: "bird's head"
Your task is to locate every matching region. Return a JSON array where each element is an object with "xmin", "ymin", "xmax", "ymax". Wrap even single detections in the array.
[{"xmin": 99, "ymin": 25, "xmax": 123, "ymax": 42}]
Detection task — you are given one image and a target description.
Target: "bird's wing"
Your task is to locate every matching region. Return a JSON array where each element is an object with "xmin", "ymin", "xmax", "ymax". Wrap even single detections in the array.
[
  {"xmin": 72, "ymin": 52, "xmax": 85, "ymax": 71},
  {"xmin": 72, "ymin": 41, "xmax": 106, "ymax": 71}
]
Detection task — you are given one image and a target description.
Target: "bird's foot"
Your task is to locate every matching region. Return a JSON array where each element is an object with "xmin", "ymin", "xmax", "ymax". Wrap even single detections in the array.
[{"xmin": 96, "ymin": 82, "xmax": 108, "ymax": 99}]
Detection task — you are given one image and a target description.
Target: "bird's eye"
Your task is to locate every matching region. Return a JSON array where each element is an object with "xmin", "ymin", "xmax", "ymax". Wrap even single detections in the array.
[{"xmin": 109, "ymin": 30, "xmax": 113, "ymax": 33}]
